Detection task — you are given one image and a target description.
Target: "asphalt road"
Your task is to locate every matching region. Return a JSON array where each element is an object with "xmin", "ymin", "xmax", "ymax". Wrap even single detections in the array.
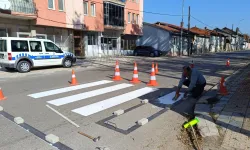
[{"xmin": 0, "ymin": 50, "xmax": 249, "ymax": 150}]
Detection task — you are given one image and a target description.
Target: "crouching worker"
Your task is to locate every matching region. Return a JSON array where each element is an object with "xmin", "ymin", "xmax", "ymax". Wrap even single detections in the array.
[{"xmin": 173, "ymin": 66, "xmax": 206, "ymax": 100}]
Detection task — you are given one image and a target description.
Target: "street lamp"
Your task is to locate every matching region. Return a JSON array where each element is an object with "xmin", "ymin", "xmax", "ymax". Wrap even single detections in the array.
[
  {"xmin": 236, "ymin": 19, "xmax": 244, "ymax": 51},
  {"xmin": 180, "ymin": 0, "xmax": 184, "ymax": 56}
]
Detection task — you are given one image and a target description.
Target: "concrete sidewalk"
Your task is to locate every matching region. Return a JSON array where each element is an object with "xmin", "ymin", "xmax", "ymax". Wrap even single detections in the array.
[{"xmin": 194, "ymin": 63, "xmax": 250, "ymax": 150}]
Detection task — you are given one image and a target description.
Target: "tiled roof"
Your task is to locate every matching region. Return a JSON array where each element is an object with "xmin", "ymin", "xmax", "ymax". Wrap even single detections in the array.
[
  {"xmin": 155, "ymin": 22, "xmax": 189, "ymax": 32},
  {"xmin": 190, "ymin": 27, "xmax": 210, "ymax": 36},
  {"xmin": 155, "ymin": 24, "xmax": 180, "ymax": 33}
]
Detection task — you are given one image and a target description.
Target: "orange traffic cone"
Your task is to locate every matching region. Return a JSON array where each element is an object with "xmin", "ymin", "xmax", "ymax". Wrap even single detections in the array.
[
  {"xmin": 190, "ymin": 60, "xmax": 194, "ymax": 68},
  {"xmin": 219, "ymin": 77, "xmax": 228, "ymax": 95},
  {"xmin": 113, "ymin": 61, "xmax": 122, "ymax": 81},
  {"xmin": 0, "ymin": 88, "xmax": 6, "ymax": 101},
  {"xmin": 147, "ymin": 63, "xmax": 158, "ymax": 86},
  {"xmin": 130, "ymin": 62, "xmax": 140, "ymax": 84},
  {"xmin": 70, "ymin": 69, "xmax": 78, "ymax": 86},
  {"xmin": 155, "ymin": 63, "xmax": 159, "ymax": 74},
  {"xmin": 226, "ymin": 58, "xmax": 230, "ymax": 67}
]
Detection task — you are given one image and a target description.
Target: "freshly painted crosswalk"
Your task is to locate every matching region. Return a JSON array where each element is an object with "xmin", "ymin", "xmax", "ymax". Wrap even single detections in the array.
[
  {"xmin": 29, "ymin": 80, "xmax": 159, "ymax": 117},
  {"xmin": 28, "ymin": 80, "xmax": 113, "ymax": 98},
  {"xmin": 47, "ymin": 83, "xmax": 133, "ymax": 106},
  {"xmin": 72, "ymin": 87, "xmax": 157, "ymax": 116}
]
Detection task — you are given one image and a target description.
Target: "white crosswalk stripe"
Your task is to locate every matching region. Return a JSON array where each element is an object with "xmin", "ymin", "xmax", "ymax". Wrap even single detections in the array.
[
  {"xmin": 28, "ymin": 80, "xmax": 158, "ymax": 117},
  {"xmin": 28, "ymin": 80, "xmax": 113, "ymax": 98},
  {"xmin": 72, "ymin": 87, "xmax": 157, "ymax": 116},
  {"xmin": 47, "ymin": 83, "xmax": 133, "ymax": 106}
]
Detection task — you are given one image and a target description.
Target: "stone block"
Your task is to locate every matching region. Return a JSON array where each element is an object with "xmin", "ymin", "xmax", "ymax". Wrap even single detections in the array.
[
  {"xmin": 0, "ymin": 106, "xmax": 3, "ymax": 111},
  {"xmin": 137, "ymin": 118, "xmax": 148, "ymax": 126},
  {"xmin": 216, "ymin": 111, "xmax": 232, "ymax": 128},
  {"xmin": 211, "ymin": 106, "xmax": 224, "ymax": 114},
  {"xmin": 141, "ymin": 99, "xmax": 149, "ymax": 104},
  {"xmin": 14, "ymin": 117, "xmax": 24, "ymax": 124},
  {"xmin": 113, "ymin": 109, "xmax": 124, "ymax": 116},
  {"xmin": 194, "ymin": 104, "xmax": 211, "ymax": 115},
  {"xmin": 45, "ymin": 134, "xmax": 59, "ymax": 144},
  {"xmin": 196, "ymin": 115, "xmax": 219, "ymax": 137},
  {"xmin": 220, "ymin": 97, "xmax": 230, "ymax": 102},
  {"xmin": 241, "ymin": 117, "xmax": 250, "ymax": 137},
  {"xmin": 214, "ymin": 102, "xmax": 226, "ymax": 108}
]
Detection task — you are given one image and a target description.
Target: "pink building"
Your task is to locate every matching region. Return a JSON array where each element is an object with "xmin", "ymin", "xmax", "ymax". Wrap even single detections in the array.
[{"xmin": 0, "ymin": 0, "xmax": 143, "ymax": 57}]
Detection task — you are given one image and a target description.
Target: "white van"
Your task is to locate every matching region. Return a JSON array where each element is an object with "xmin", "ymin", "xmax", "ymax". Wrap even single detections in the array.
[{"xmin": 0, "ymin": 37, "xmax": 76, "ymax": 73}]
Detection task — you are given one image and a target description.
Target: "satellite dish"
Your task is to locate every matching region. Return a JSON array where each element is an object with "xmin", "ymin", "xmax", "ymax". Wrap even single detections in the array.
[{"xmin": 0, "ymin": 0, "xmax": 11, "ymax": 10}]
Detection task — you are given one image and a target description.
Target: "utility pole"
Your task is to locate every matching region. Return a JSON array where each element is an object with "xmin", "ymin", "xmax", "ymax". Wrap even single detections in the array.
[
  {"xmin": 180, "ymin": 0, "xmax": 184, "ymax": 56},
  {"xmin": 187, "ymin": 6, "xmax": 191, "ymax": 56}
]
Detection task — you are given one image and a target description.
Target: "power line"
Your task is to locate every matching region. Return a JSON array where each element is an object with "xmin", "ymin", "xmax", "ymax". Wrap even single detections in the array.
[{"xmin": 191, "ymin": 15, "xmax": 214, "ymax": 29}]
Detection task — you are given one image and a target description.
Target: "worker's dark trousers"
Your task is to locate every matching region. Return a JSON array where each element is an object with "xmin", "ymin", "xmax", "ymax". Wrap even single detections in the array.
[{"xmin": 183, "ymin": 79, "xmax": 206, "ymax": 98}]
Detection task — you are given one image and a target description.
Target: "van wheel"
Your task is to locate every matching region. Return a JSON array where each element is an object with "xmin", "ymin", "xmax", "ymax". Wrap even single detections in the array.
[
  {"xmin": 63, "ymin": 58, "xmax": 72, "ymax": 68},
  {"xmin": 17, "ymin": 61, "xmax": 31, "ymax": 73}
]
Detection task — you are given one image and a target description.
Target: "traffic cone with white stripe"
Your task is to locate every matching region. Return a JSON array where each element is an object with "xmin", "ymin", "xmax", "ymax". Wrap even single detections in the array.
[
  {"xmin": 113, "ymin": 60, "xmax": 122, "ymax": 81},
  {"xmin": 155, "ymin": 63, "xmax": 159, "ymax": 74},
  {"xmin": 0, "ymin": 88, "xmax": 6, "ymax": 101},
  {"xmin": 219, "ymin": 76, "xmax": 228, "ymax": 95},
  {"xmin": 226, "ymin": 58, "xmax": 230, "ymax": 67},
  {"xmin": 147, "ymin": 63, "xmax": 158, "ymax": 86},
  {"xmin": 130, "ymin": 62, "xmax": 140, "ymax": 84},
  {"xmin": 70, "ymin": 69, "xmax": 78, "ymax": 86}
]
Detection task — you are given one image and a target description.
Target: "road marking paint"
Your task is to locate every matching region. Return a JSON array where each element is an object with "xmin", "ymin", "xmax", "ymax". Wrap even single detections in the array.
[
  {"xmin": 28, "ymin": 80, "xmax": 113, "ymax": 98},
  {"xmin": 72, "ymin": 87, "xmax": 157, "ymax": 116},
  {"xmin": 47, "ymin": 83, "xmax": 133, "ymax": 106}
]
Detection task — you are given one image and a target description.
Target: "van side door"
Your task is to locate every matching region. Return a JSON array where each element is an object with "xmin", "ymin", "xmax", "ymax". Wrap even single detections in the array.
[
  {"xmin": 43, "ymin": 41, "xmax": 64, "ymax": 66},
  {"xmin": 29, "ymin": 40, "xmax": 46, "ymax": 67}
]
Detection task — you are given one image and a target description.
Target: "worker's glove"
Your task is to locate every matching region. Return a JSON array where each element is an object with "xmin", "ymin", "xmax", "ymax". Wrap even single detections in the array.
[{"xmin": 172, "ymin": 94, "xmax": 180, "ymax": 101}]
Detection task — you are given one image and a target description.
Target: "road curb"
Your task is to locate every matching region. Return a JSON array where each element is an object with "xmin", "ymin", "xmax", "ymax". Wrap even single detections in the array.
[{"xmin": 193, "ymin": 62, "xmax": 250, "ymax": 148}]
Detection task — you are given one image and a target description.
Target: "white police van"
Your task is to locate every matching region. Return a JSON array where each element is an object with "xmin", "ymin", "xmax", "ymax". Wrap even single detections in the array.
[{"xmin": 0, "ymin": 37, "xmax": 76, "ymax": 73}]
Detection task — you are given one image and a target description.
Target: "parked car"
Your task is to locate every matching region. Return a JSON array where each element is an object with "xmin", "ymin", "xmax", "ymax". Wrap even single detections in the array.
[
  {"xmin": 0, "ymin": 37, "xmax": 76, "ymax": 73},
  {"xmin": 133, "ymin": 46, "xmax": 163, "ymax": 57}
]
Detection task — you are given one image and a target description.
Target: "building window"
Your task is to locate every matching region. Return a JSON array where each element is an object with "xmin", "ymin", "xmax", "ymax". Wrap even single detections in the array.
[
  {"xmin": 91, "ymin": 3, "xmax": 96, "ymax": 16},
  {"xmin": 132, "ymin": 13, "xmax": 135, "ymax": 23},
  {"xmin": 136, "ymin": 14, "xmax": 139, "ymax": 24},
  {"xmin": 83, "ymin": 1, "xmax": 88, "ymax": 15},
  {"xmin": 128, "ymin": 12, "xmax": 131, "ymax": 23},
  {"xmin": 58, "ymin": 0, "xmax": 64, "ymax": 11},
  {"xmin": 0, "ymin": 29, "xmax": 7, "ymax": 37},
  {"xmin": 88, "ymin": 34, "xmax": 97, "ymax": 45},
  {"xmin": 103, "ymin": 2, "xmax": 124, "ymax": 27},
  {"xmin": 48, "ymin": 0, "xmax": 55, "ymax": 9}
]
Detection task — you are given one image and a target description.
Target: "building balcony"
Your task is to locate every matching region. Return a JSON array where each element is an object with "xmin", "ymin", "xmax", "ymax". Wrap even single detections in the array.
[
  {"xmin": 103, "ymin": 0, "xmax": 126, "ymax": 6},
  {"xmin": 0, "ymin": 0, "xmax": 37, "ymax": 20},
  {"xmin": 103, "ymin": 2, "xmax": 125, "ymax": 30}
]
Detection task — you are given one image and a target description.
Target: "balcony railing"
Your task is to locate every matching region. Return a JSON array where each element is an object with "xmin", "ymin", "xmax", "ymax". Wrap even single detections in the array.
[
  {"xmin": 9, "ymin": 0, "xmax": 36, "ymax": 14},
  {"xmin": 103, "ymin": 0, "xmax": 126, "ymax": 6}
]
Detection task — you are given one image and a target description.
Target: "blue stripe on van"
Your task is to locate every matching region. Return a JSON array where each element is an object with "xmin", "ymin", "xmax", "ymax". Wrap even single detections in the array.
[
  {"xmin": 12, "ymin": 53, "xmax": 66, "ymax": 61},
  {"xmin": 11, "ymin": 52, "xmax": 73, "ymax": 61}
]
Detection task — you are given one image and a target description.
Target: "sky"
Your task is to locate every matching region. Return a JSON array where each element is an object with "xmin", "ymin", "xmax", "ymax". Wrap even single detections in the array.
[{"xmin": 144, "ymin": 0, "xmax": 250, "ymax": 35}]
